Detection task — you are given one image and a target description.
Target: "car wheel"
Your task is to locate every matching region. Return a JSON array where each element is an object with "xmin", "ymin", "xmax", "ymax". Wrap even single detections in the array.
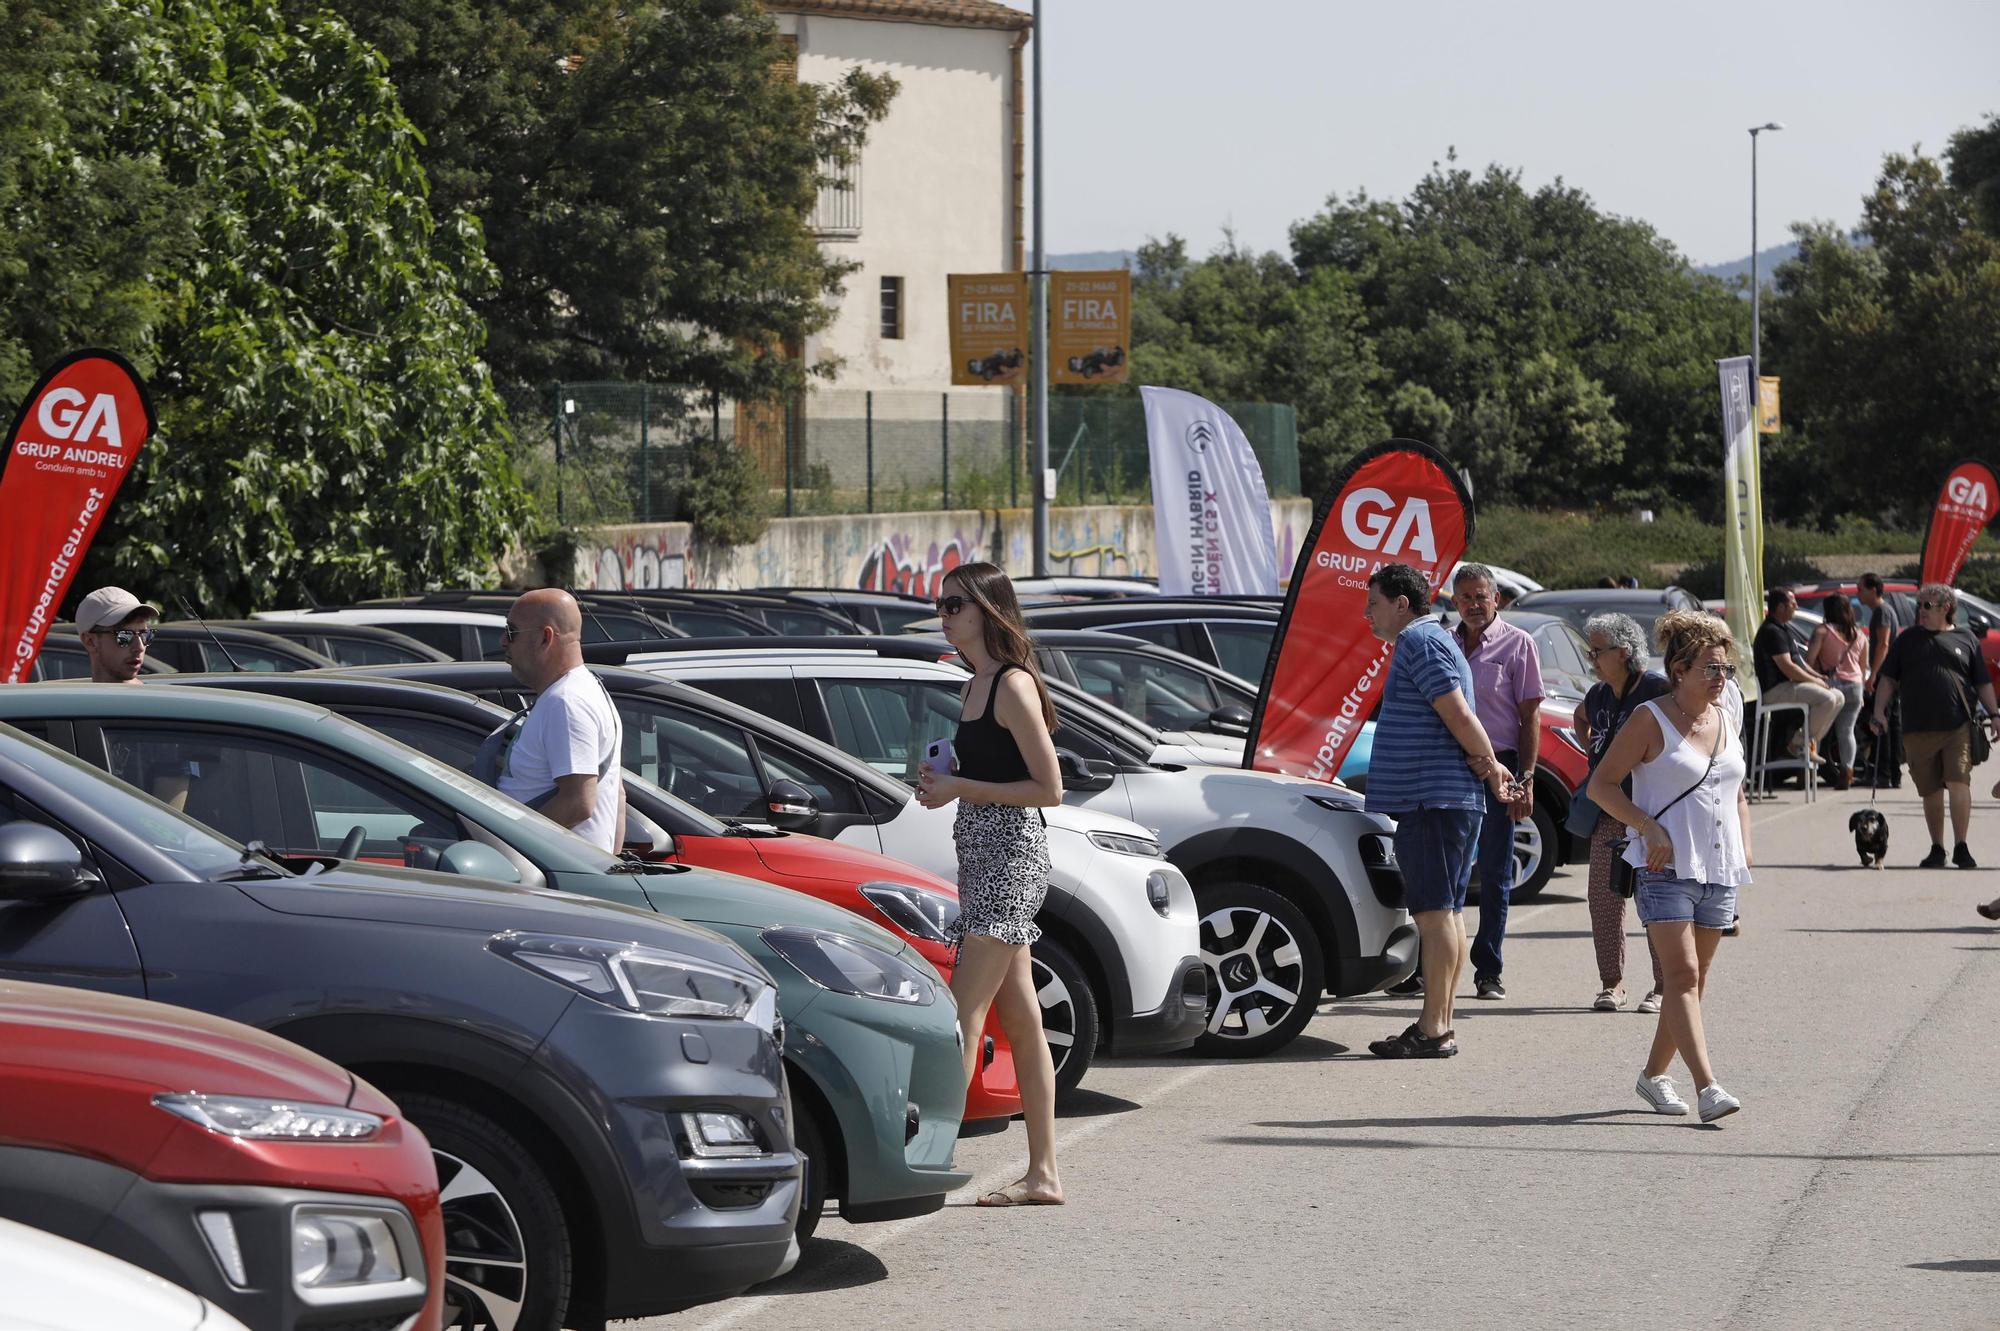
[
  {"xmin": 1511, "ymin": 803, "xmax": 1558, "ymax": 901},
  {"xmin": 1029, "ymin": 936, "xmax": 1098, "ymax": 1097},
  {"xmin": 793, "ymin": 1101, "xmax": 827, "ymax": 1245},
  {"xmin": 398, "ymin": 1093, "xmax": 570, "ymax": 1331},
  {"xmin": 1193, "ymin": 882, "xmax": 1324, "ymax": 1058}
]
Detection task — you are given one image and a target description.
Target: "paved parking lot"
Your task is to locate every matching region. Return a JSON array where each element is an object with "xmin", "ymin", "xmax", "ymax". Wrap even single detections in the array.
[{"xmin": 631, "ymin": 784, "xmax": 2000, "ymax": 1331}]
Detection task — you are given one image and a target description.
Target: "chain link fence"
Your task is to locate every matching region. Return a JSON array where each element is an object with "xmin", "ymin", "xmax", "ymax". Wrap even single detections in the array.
[{"xmin": 502, "ymin": 383, "xmax": 1300, "ymax": 524}]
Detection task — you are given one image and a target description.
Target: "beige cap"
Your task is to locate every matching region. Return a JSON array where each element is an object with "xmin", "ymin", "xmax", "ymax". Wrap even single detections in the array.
[{"xmin": 75, "ymin": 587, "xmax": 161, "ymax": 635}]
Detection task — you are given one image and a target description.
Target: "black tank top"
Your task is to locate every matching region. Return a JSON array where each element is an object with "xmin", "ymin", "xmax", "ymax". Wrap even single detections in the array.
[{"xmin": 955, "ymin": 662, "xmax": 1033, "ymax": 783}]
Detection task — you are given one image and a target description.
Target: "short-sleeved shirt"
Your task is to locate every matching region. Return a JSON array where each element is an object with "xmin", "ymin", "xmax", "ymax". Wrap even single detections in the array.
[
  {"xmin": 1879, "ymin": 626, "xmax": 1986, "ymax": 733},
  {"xmin": 1365, "ymin": 617, "xmax": 1484, "ymax": 816},
  {"xmin": 1452, "ymin": 615, "xmax": 1544, "ymax": 754},
  {"xmin": 1752, "ymin": 617, "xmax": 1803, "ymax": 693},
  {"xmin": 499, "ymin": 666, "xmax": 625, "ymax": 852},
  {"xmin": 1865, "ymin": 595, "xmax": 1907, "ymax": 664}
]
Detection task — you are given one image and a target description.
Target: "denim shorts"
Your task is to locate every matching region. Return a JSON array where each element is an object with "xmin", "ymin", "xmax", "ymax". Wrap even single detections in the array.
[
  {"xmin": 1392, "ymin": 807, "xmax": 1482, "ymax": 915},
  {"xmin": 1634, "ymin": 869, "xmax": 1738, "ymax": 930}
]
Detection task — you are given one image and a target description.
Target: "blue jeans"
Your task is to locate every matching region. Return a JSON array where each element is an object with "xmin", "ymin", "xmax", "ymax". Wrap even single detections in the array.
[{"xmin": 1470, "ymin": 756, "xmax": 1518, "ymax": 983}]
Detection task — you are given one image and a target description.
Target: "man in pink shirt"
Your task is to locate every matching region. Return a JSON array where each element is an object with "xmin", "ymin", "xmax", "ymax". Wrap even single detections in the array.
[{"xmin": 1451, "ymin": 565, "xmax": 1544, "ymax": 1000}]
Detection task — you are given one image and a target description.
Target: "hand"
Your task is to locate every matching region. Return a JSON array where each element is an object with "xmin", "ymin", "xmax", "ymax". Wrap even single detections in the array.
[
  {"xmin": 1507, "ymin": 784, "xmax": 1534, "ymax": 822},
  {"xmin": 1640, "ymin": 819, "xmax": 1674, "ymax": 872},
  {"xmin": 915, "ymin": 764, "xmax": 963, "ymax": 810},
  {"xmin": 1869, "ymin": 714, "xmax": 1886, "ymax": 735}
]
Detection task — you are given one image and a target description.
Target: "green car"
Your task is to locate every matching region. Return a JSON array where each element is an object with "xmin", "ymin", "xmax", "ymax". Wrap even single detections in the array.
[{"xmin": 0, "ymin": 684, "xmax": 969, "ymax": 1239}]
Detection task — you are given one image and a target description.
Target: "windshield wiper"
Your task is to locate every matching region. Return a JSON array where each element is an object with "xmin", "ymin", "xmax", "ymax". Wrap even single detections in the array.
[{"xmin": 214, "ymin": 840, "xmax": 289, "ymax": 881}]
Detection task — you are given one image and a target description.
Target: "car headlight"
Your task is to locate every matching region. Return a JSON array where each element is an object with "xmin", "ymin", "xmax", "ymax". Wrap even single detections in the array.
[
  {"xmin": 1554, "ymin": 727, "xmax": 1588, "ymax": 757},
  {"xmin": 1307, "ymin": 791, "xmax": 1364, "ymax": 813},
  {"xmin": 761, "ymin": 927, "xmax": 938, "ymax": 1004},
  {"xmin": 858, "ymin": 881, "xmax": 962, "ymax": 945},
  {"xmin": 154, "ymin": 1094, "xmax": 381, "ymax": 1141},
  {"xmin": 292, "ymin": 1209, "xmax": 405, "ymax": 1289},
  {"xmin": 489, "ymin": 931, "xmax": 777, "ymax": 1030},
  {"xmin": 1088, "ymin": 830, "xmax": 1164, "ymax": 858}
]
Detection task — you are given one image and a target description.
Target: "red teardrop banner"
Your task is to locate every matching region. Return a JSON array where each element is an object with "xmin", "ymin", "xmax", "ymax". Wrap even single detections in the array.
[
  {"xmin": 1245, "ymin": 439, "xmax": 1474, "ymax": 780},
  {"xmin": 1918, "ymin": 459, "xmax": 1998, "ymax": 589},
  {"xmin": 1, "ymin": 350, "xmax": 156, "ymax": 683}
]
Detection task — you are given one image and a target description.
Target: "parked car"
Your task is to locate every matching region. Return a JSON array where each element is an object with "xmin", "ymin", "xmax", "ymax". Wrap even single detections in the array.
[
  {"xmin": 363, "ymin": 657, "xmax": 1200, "ymax": 1092},
  {"xmin": 29, "ymin": 626, "xmax": 177, "ymax": 680},
  {"xmin": 603, "ymin": 641, "xmax": 1414, "ymax": 1059},
  {"xmin": 586, "ymin": 589, "xmax": 863, "ymax": 636},
  {"xmin": 356, "ymin": 591, "xmax": 696, "ymax": 644},
  {"xmin": 1006, "ymin": 597, "xmax": 1282, "ymax": 683},
  {"xmin": 144, "ymin": 624, "xmax": 338, "ymax": 674},
  {"xmin": 162, "ymin": 668, "xmax": 1024, "ymax": 1133},
  {"xmin": 237, "ymin": 618, "xmax": 455, "ymax": 666},
  {"xmin": 751, "ymin": 588, "xmax": 941, "ymax": 634},
  {"xmin": 252, "ymin": 607, "xmax": 513, "ymax": 661},
  {"xmin": 0, "ymin": 717, "xmax": 800, "ymax": 1330},
  {"xmin": 1507, "ymin": 587, "xmax": 1706, "ymax": 670},
  {"xmin": 1788, "ymin": 579, "xmax": 2000, "ymax": 685},
  {"xmin": 0, "ymin": 1215, "xmax": 253, "ymax": 1331},
  {"xmin": 0, "ymin": 979, "xmax": 442, "ymax": 1331},
  {"xmin": 1025, "ymin": 628, "xmax": 1256, "ymax": 737},
  {"xmin": 0, "ymin": 685, "xmax": 967, "ymax": 1249}
]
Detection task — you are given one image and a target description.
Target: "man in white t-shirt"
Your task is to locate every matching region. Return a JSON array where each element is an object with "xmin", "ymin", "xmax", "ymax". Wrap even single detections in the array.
[{"xmin": 497, "ymin": 589, "xmax": 626, "ymax": 853}]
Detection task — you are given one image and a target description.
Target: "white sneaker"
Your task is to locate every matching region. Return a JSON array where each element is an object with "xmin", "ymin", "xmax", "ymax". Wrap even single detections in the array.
[
  {"xmin": 1698, "ymin": 1084, "xmax": 1742, "ymax": 1123},
  {"xmin": 1636, "ymin": 991, "xmax": 1663, "ymax": 1014},
  {"xmin": 1635, "ymin": 1074, "xmax": 1690, "ymax": 1115}
]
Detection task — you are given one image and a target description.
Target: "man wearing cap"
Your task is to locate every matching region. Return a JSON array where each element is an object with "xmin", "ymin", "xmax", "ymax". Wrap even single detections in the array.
[
  {"xmin": 74, "ymin": 586, "xmax": 192, "ymax": 811},
  {"xmin": 76, "ymin": 586, "xmax": 162, "ymax": 684}
]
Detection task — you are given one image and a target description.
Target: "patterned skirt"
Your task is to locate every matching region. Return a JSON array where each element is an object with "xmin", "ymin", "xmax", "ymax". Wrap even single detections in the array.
[{"xmin": 950, "ymin": 802, "xmax": 1051, "ymax": 948}]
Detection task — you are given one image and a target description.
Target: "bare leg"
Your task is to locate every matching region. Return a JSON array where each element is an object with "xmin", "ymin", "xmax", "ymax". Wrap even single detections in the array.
[
  {"xmin": 989, "ymin": 943, "xmax": 1062, "ymax": 1201},
  {"xmin": 1947, "ymin": 782, "xmax": 1972, "ymax": 844},
  {"xmin": 1642, "ymin": 921, "xmax": 1720, "ymax": 1088},
  {"xmin": 1923, "ymin": 790, "xmax": 1946, "ymax": 848},
  {"xmin": 1414, "ymin": 910, "xmax": 1462, "ymax": 1039},
  {"xmin": 949, "ymin": 935, "xmax": 1015, "ymax": 1091}
]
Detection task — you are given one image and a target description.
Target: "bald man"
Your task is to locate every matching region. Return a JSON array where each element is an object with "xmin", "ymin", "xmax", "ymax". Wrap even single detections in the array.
[{"xmin": 497, "ymin": 589, "xmax": 627, "ymax": 852}]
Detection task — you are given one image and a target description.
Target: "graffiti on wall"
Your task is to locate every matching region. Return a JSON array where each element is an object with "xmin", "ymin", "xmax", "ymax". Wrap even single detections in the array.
[
  {"xmin": 857, "ymin": 526, "xmax": 987, "ymax": 598},
  {"xmin": 587, "ymin": 530, "xmax": 692, "ymax": 591},
  {"xmin": 1046, "ymin": 542, "xmax": 1133, "ymax": 576}
]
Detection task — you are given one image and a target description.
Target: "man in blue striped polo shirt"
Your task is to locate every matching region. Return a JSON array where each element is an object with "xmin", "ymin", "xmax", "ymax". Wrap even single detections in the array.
[{"xmin": 1362, "ymin": 563, "xmax": 1519, "ymax": 1058}]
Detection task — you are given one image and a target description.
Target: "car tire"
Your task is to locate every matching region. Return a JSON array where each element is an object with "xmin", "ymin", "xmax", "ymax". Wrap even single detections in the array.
[
  {"xmin": 793, "ymin": 1102, "xmax": 828, "ymax": 1245},
  {"xmin": 1192, "ymin": 881, "xmax": 1324, "ymax": 1059},
  {"xmin": 1511, "ymin": 803, "xmax": 1558, "ymax": 901},
  {"xmin": 398, "ymin": 1093, "xmax": 570, "ymax": 1331},
  {"xmin": 1029, "ymin": 936, "xmax": 1098, "ymax": 1097}
]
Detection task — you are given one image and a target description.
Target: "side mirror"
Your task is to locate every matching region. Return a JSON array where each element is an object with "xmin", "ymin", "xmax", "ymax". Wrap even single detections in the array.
[
  {"xmin": 0, "ymin": 821, "xmax": 95, "ymax": 901},
  {"xmin": 622, "ymin": 806, "xmax": 677, "ymax": 860},
  {"xmin": 763, "ymin": 779, "xmax": 819, "ymax": 831},
  {"xmin": 436, "ymin": 840, "xmax": 523, "ymax": 885},
  {"xmin": 1057, "ymin": 749, "xmax": 1115, "ymax": 793},
  {"xmin": 1206, "ymin": 704, "xmax": 1253, "ymax": 736}
]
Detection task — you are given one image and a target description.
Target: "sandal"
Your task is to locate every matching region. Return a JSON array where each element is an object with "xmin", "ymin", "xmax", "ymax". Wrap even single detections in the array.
[
  {"xmin": 975, "ymin": 1181, "xmax": 1063, "ymax": 1207},
  {"xmin": 1978, "ymin": 900, "xmax": 2000, "ymax": 921},
  {"xmin": 1592, "ymin": 988, "xmax": 1624, "ymax": 1012},
  {"xmin": 1368, "ymin": 1022, "xmax": 1457, "ymax": 1059}
]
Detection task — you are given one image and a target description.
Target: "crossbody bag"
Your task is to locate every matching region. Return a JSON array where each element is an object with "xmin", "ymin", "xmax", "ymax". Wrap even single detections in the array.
[{"xmin": 1608, "ymin": 705, "xmax": 1723, "ymax": 899}]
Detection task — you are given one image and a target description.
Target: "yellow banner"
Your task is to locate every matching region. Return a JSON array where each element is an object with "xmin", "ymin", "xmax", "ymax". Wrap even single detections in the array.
[
  {"xmin": 1050, "ymin": 270, "xmax": 1131, "ymax": 385},
  {"xmin": 1758, "ymin": 376, "xmax": 1781, "ymax": 433},
  {"xmin": 947, "ymin": 274, "xmax": 1028, "ymax": 386}
]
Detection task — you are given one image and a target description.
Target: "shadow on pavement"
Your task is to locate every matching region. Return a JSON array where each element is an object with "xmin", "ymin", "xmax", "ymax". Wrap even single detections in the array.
[
  {"xmin": 1208, "ymin": 1134, "xmax": 2000, "ymax": 1162},
  {"xmin": 751, "ymin": 1238, "xmax": 888, "ymax": 1297},
  {"xmin": 1792, "ymin": 925, "xmax": 1997, "ymax": 935},
  {"xmin": 1908, "ymin": 1259, "xmax": 2000, "ymax": 1273},
  {"xmin": 1110, "ymin": 1032, "xmax": 1353, "ymax": 1071},
  {"xmin": 1256, "ymin": 1109, "xmax": 1634, "ymax": 1130},
  {"xmin": 1055, "ymin": 1087, "xmax": 1142, "ymax": 1119},
  {"xmin": 1507, "ymin": 929, "xmax": 1595, "ymax": 940}
]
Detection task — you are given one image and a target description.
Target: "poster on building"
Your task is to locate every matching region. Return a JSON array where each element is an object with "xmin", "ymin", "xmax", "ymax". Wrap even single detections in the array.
[
  {"xmin": 1050, "ymin": 270, "xmax": 1131, "ymax": 385},
  {"xmin": 1758, "ymin": 376, "xmax": 1781, "ymax": 433},
  {"xmin": 947, "ymin": 273, "xmax": 1028, "ymax": 386}
]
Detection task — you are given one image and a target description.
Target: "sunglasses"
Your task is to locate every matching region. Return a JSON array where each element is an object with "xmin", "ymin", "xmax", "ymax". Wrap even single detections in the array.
[
  {"xmin": 501, "ymin": 623, "xmax": 524, "ymax": 642},
  {"xmin": 1584, "ymin": 646, "xmax": 1622, "ymax": 660},
  {"xmin": 935, "ymin": 595, "xmax": 968, "ymax": 618},
  {"xmin": 1919, "ymin": 599, "xmax": 1950, "ymax": 610},
  {"xmin": 93, "ymin": 628, "xmax": 156, "ymax": 648},
  {"xmin": 1699, "ymin": 662, "xmax": 1739, "ymax": 680}
]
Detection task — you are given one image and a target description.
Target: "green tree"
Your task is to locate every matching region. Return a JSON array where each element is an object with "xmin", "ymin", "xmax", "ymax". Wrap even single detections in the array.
[
  {"xmin": 2, "ymin": 0, "xmax": 532, "ymax": 612},
  {"xmin": 324, "ymin": 0, "xmax": 897, "ymax": 399}
]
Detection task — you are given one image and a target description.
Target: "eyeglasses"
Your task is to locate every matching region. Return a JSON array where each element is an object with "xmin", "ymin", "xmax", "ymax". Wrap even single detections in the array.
[
  {"xmin": 1584, "ymin": 646, "xmax": 1621, "ymax": 660},
  {"xmin": 1919, "ymin": 599, "xmax": 1950, "ymax": 610},
  {"xmin": 1699, "ymin": 662, "xmax": 1739, "ymax": 680},
  {"xmin": 501, "ymin": 623, "xmax": 523, "ymax": 642},
  {"xmin": 935, "ymin": 596, "xmax": 968, "ymax": 618},
  {"xmin": 92, "ymin": 628, "xmax": 156, "ymax": 648}
]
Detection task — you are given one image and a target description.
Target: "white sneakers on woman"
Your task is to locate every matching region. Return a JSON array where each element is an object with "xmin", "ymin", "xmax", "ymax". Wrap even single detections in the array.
[
  {"xmin": 1697, "ymin": 1084, "xmax": 1742, "ymax": 1123},
  {"xmin": 1635, "ymin": 1074, "xmax": 1689, "ymax": 1114}
]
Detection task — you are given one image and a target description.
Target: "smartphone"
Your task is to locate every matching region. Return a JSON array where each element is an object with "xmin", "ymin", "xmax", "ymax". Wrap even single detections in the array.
[{"xmin": 924, "ymin": 736, "xmax": 957, "ymax": 774}]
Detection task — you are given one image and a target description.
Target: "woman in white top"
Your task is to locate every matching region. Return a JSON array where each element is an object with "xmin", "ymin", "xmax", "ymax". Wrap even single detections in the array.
[{"xmin": 1588, "ymin": 611, "xmax": 1753, "ymax": 1124}]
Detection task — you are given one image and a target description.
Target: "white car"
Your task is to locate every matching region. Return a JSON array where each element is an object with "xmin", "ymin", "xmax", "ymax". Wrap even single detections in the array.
[
  {"xmin": 620, "ymin": 644, "xmax": 1417, "ymax": 1059},
  {"xmin": 0, "ymin": 1217, "xmax": 253, "ymax": 1331},
  {"xmin": 253, "ymin": 607, "xmax": 509, "ymax": 661}
]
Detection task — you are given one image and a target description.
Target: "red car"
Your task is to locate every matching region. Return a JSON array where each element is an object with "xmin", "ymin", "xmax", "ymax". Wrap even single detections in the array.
[
  {"xmin": 1788, "ymin": 579, "xmax": 2000, "ymax": 686},
  {"xmin": 0, "ymin": 979, "xmax": 444, "ymax": 1331}
]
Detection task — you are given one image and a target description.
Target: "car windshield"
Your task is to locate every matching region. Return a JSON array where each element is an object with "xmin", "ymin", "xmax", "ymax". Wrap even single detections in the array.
[
  {"xmin": 0, "ymin": 726, "xmax": 246, "ymax": 879},
  {"xmin": 1517, "ymin": 597, "xmax": 1675, "ymax": 647}
]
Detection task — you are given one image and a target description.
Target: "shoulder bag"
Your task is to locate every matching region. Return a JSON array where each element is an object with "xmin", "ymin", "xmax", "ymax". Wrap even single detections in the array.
[
  {"xmin": 1608, "ymin": 706, "xmax": 1722, "ymax": 899},
  {"xmin": 1565, "ymin": 675, "xmax": 1643, "ymax": 840}
]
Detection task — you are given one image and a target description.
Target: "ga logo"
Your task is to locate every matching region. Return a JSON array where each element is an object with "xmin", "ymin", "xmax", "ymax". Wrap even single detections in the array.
[
  {"xmin": 1338, "ymin": 487, "xmax": 1437, "ymax": 563},
  {"xmin": 36, "ymin": 388, "xmax": 125, "ymax": 451},
  {"xmin": 1946, "ymin": 473, "xmax": 1991, "ymax": 510}
]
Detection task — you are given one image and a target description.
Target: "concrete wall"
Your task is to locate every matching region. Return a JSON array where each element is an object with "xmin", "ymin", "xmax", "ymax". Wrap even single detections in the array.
[{"xmin": 576, "ymin": 498, "xmax": 1317, "ymax": 594}]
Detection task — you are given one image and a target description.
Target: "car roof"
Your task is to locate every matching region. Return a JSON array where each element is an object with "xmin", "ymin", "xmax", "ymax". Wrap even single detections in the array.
[
  {"xmin": 1511, "ymin": 587, "xmax": 1691, "ymax": 605},
  {"xmin": 159, "ymin": 668, "xmax": 511, "ymax": 717},
  {"xmin": 582, "ymin": 634, "xmax": 952, "ymax": 666},
  {"xmin": 253, "ymin": 607, "xmax": 510, "ymax": 626}
]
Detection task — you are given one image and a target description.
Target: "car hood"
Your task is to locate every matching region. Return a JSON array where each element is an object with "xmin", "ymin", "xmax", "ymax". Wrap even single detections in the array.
[
  {"xmin": 0, "ymin": 979, "xmax": 355, "ymax": 1108},
  {"xmin": 1040, "ymin": 801, "xmax": 1155, "ymax": 839},
  {"xmin": 632, "ymin": 860, "xmax": 911, "ymax": 953},
  {"xmin": 0, "ymin": 1217, "xmax": 246, "ymax": 1331},
  {"xmin": 235, "ymin": 862, "xmax": 756, "ymax": 976},
  {"xmin": 728, "ymin": 830, "xmax": 957, "ymax": 895}
]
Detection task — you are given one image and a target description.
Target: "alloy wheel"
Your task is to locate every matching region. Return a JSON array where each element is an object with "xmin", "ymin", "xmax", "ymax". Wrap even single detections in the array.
[
  {"xmin": 435, "ymin": 1149, "xmax": 529, "ymax": 1331},
  {"xmin": 1513, "ymin": 817, "xmax": 1544, "ymax": 890},
  {"xmin": 1199, "ymin": 905, "xmax": 1304, "ymax": 1041},
  {"xmin": 1029, "ymin": 955, "xmax": 1080, "ymax": 1079}
]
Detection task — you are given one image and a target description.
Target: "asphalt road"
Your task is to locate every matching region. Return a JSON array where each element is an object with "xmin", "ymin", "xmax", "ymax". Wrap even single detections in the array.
[{"xmin": 629, "ymin": 782, "xmax": 2000, "ymax": 1331}]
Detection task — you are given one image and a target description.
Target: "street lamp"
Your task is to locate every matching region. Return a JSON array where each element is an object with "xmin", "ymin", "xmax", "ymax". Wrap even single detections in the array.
[{"xmin": 1749, "ymin": 121, "xmax": 1784, "ymax": 412}]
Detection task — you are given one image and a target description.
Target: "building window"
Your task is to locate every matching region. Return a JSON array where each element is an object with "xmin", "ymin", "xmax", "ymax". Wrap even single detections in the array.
[{"xmin": 879, "ymin": 277, "xmax": 904, "ymax": 340}]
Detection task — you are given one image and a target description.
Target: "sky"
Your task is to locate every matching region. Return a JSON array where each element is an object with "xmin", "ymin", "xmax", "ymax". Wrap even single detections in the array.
[{"xmin": 1032, "ymin": 0, "xmax": 2000, "ymax": 268}]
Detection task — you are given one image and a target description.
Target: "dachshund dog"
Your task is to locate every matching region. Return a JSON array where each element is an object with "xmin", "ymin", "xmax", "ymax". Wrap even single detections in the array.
[{"xmin": 1849, "ymin": 807, "xmax": 1889, "ymax": 868}]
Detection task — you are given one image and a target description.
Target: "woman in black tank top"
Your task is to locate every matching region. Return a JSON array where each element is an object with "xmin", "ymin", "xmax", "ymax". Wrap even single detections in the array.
[{"xmin": 915, "ymin": 562, "xmax": 1066, "ymax": 1207}]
